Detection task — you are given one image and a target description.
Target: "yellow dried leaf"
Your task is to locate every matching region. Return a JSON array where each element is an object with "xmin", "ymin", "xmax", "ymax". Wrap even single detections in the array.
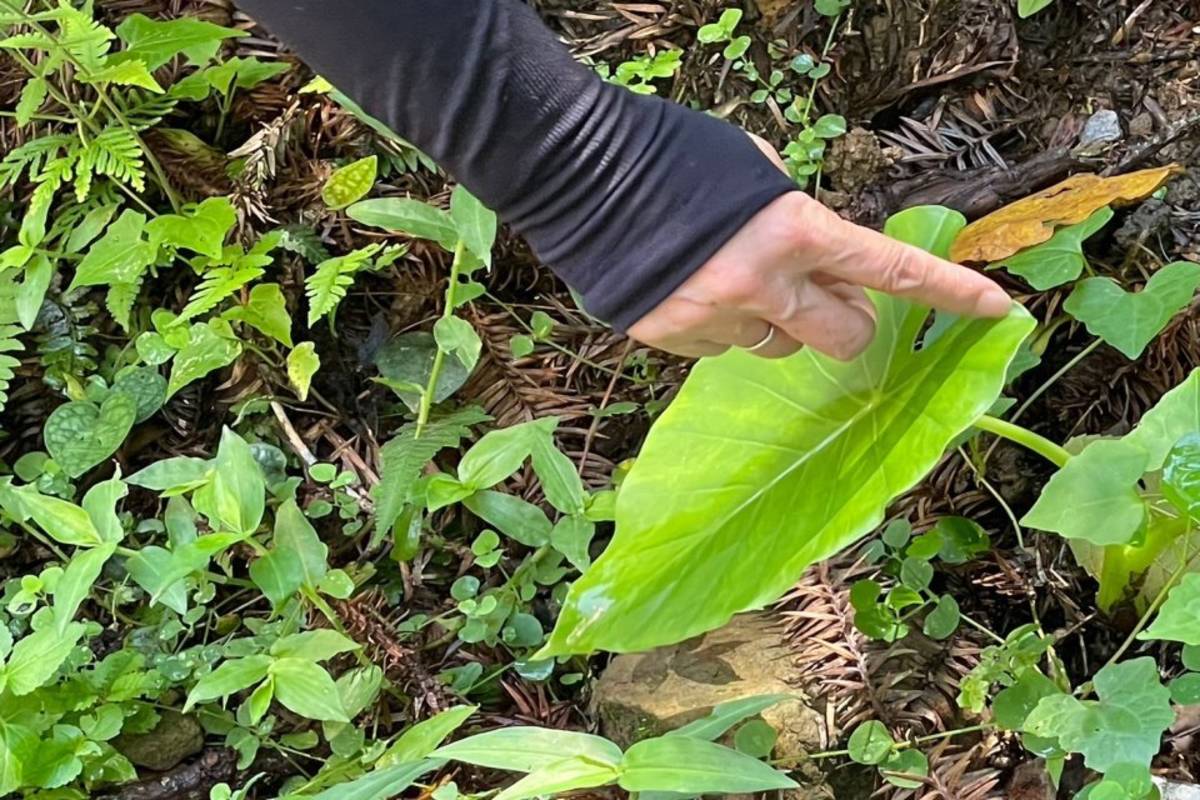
[{"xmin": 949, "ymin": 165, "xmax": 1182, "ymax": 263}]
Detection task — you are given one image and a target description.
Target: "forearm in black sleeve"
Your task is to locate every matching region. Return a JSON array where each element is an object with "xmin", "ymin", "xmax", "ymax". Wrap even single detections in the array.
[{"xmin": 234, "ymin": 0, "xmax": 797, "ymax": 330}]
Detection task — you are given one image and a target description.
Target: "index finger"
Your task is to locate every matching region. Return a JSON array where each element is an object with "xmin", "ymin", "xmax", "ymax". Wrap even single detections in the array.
[{"xmin": 817, "ymin": 223, "xmax": 1012, "ymax": 318}]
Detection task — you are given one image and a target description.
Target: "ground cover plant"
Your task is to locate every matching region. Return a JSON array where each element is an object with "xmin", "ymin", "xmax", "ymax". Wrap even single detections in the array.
[{"xmin": 2, "ymin": 1, "xmax": 1200, "ymax": 799}]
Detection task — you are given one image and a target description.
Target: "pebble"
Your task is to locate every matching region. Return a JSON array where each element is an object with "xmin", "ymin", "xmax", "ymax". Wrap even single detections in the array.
[
  {"xmin": 1155, "ymin": 778, "xmax": 1200, "ymax": 800},
  {"xmin": 1075, "ymin": 109, "xmax": 1123, "ymax": 155}
]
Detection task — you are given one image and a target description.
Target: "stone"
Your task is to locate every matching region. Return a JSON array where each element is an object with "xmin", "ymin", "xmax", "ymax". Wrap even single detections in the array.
[
  {"xmin": 594, "ymin": 614, "xmax": 828, "ymax": 792},
  {"xmin": 113, "ymin": 709, "xmax": 204, "ymax": 772},
  {"xmin": 1075, "ymin": 109, "xmax": 1122, "ymax": 155},
  {"xmin": 1156, "ymin": 779, "xmax": 1200, "ymax": 800}
]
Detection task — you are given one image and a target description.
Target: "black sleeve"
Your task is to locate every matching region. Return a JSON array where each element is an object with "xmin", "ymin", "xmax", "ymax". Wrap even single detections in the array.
[{"xmin": 234, "ymin": 0, "xmax": 797, "ymax": 330}]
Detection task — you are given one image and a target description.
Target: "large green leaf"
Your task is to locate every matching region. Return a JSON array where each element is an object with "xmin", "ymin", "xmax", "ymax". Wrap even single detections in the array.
[
  {"xmin": 432, "ymin": 727, "xmax": 622, "ymax": 772},
  {"xmin": 540, "ymin": 207, "xmax": 1033, "ymax": 655},
  {"xmin": 618, "ymin": 737, "xmax": 796, "ymax": 793},
  {"xmin": 1023, "ymin": 369, "xmax": 1200, "ymax": 546},
  {"xmin": 4, "ymin": 623, "xmax": 85, "ymax": 695},
  {"xmin": 495, "ymin": 757, "xmax": 618, "ymax": 800}
]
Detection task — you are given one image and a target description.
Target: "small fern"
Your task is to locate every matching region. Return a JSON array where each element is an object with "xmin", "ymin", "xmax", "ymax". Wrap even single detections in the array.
[
  {"xmin": 52, "ymin": 7, "xmax": 114, "ymax": 71},
  {"xmin": 0, "ymin": 325, "xmax": 23, "ymax": 416},
  {"xmin": 106, "ymin": 279, "xmax": 144, "ymax": 332},
  {"xmin": 306, "ymin": 244, "xmax": 404, "ymax": 327},
  {"xmin": 110, "ymin": 88, "xmax": 179, "ymax": 131},
  {"xmin": 0, "ymin": 135, "xmax": 74, "ymax": 189},
  {"xmin": 177, "ymin": 265, "xmax": 265, "ymax": 324},
  {"xmin": 74, "ymin": 127, "xmax": 146, "ymax": 199}
]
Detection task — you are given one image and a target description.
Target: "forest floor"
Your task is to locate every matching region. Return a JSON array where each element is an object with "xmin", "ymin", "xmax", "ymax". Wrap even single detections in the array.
[{"xmin": 3, "ymin": 0, "xmax": 1200, "ymax": 798}]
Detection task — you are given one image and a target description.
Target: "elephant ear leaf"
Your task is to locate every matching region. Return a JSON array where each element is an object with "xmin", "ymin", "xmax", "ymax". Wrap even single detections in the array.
[{"xmin": 540, "ymin": 206, "xmax": 1035, "ymax": 657}]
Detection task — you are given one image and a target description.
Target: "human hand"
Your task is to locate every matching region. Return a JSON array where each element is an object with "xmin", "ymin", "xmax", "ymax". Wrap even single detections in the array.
[{"xmin": 627, "ymin": 137, "xmax": 1012, "ymax": 360}]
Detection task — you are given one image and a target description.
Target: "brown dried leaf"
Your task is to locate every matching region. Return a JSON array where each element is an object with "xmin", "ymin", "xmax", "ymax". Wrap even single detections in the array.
[{"xmin": 949, "ymin": 165, "xmax": 1182, "ymax": 263}]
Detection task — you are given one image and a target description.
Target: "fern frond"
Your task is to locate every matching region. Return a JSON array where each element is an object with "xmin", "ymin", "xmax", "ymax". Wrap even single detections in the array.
[
  {"xmin": 109, "ymin": 88, "xmax": 179, "ymax": 131},
  {"xmin": 74, "ymin": 126, "xmax": 145, "ymax": 199},
  {"xmin": 0, "ymin": 135, "xmax": 73, "ymax": 189},
  {"xmin": 54, "ymin": 7, "xmax": 114, "ymax": 71},
  {"xmin": 178, "ymin": 265, "xmax": 264, "ymax": 323},
  {"xmin": 0, "ymin": 325, "xmax": 25, "ymax": 416},
  {"xmin": 305, "ymin": 244, "xmax": 401, "ymax": 327},
  {"xmin": 372, "ymin": 407, "xmax": 491, "ymax": 542},
  {"xmin": 106, "ymin": 277, "xmax": 143, "ymax": 332}
]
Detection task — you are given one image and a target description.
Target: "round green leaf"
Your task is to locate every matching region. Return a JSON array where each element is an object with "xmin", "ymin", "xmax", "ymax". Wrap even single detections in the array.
[
  {"xmin": 451, "ymin": 576, "xmax": 480, "ymax": 601},
  {"xmin": 733, "ymin": 719, "xmax": 777, "ymax": 758},
  {"xmin": 922, "ymin": 594, "xmax": 960, "ymax": 640},
  {"xmin": 1184, "ymin": 644, "xmax": 1200, "ymax": 672},
  {"xmin": 881, "ymin": 518, "xmax": 912, "ymax": 549},
  {"xmin": 112, "ymin": 366, "xmax": 167, "ymax": 422},
  {"xmin": 899, "ymin": 557, "xmax": 933, "ymax": 592},
  {"xmin": 881, "ymin": 748, "xmax": 928, "ymax": 789},
  {"xmin": 1170, "ymin": 673, "xmax": 1200, "ymax": 704},
  {"xmin": 848, "ymin": 721, "xmax": 894, "ymax": 765}
]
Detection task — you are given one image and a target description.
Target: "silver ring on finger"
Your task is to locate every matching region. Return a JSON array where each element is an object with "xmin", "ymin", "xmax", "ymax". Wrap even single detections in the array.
[{"xmin": 745, "ymin": 325, "xmax": 776, "ymax": 353}]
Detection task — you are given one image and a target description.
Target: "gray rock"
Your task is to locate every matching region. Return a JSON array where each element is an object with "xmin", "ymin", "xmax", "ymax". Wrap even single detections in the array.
[
  {"xmin": 113, "ymin": 709, "xmax": 204, "ymax": 772},
  {"xmin": 1075, "ymin": 110, "xmax": 1122, "ymax": 155},
  {"xmin": 1156, "ymin": 778, "xmax": 1200, "ymax": 800},
  {"xmin": 594, "ymin": 614, "xmax": 830, "ymax": 796}
]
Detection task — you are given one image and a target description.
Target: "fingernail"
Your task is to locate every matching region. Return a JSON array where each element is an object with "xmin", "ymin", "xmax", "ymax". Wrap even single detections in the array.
[{"xmin": 979, "ymin": 286, "xmax": 1012, "ymax": 317}]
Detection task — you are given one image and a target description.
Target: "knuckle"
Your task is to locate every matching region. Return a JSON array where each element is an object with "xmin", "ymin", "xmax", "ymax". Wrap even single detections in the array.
[
  {"xmin": 771, "ymin": 284, "xmax": 820, "ymax": 323},
  {"xmin": 879, "ymin": 249, "xmax": 927, "ymax": 293}
]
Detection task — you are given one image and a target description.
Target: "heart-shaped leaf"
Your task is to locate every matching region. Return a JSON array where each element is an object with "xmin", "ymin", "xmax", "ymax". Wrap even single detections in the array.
[
  {"xmin": 540, "ymin": 206, "xmax": 1034, "ymax": 656},
  {"xmin": 1021, "ymin": 438, "xmax": 1148, "ymax": 546},
  {"xmin": 998, "ymin": 207, "xmax": 1113, "ymax": 290},
  {"xmin": 1023, "ymin": 369, "xmax": 1200, "ymax": 548},
  {"xmin": 44, "ymin": 393, "xmax": 137, "ymax": 477},
  {"xmin": 1024, "ymin": 658, "xmax": 1171, "ymax": 772},
  {"xmin": 374, "ymin": 332, "xmax": 469, "ymax": 412},
  {"xmin": 112, "ymin": 365, "xmax": 167, "ymax": 422},
  {"xmin": 1064, "ymin": 261, "xmax": 1200, "ymax": 359}
]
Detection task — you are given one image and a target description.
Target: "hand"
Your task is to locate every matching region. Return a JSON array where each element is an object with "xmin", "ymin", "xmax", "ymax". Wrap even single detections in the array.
[{"xmin": 627, "ymin": 137, "xmax": 1012, "ymax": 360}]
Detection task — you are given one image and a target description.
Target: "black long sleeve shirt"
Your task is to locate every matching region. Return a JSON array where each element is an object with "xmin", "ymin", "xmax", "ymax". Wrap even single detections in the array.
[{"xmin": 236, "ymin": 0, "xmax": 797, "ymax": 330}]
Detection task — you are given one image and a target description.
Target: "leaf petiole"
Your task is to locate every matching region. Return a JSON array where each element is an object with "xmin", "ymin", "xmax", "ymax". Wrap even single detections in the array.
[
  {"xmin": 416, "ymin": 240, "xmax": 467, "ymax": 437},
  {"xmin": 973, "ymin": 414, "xmax": 1072, "ymax": 468}
]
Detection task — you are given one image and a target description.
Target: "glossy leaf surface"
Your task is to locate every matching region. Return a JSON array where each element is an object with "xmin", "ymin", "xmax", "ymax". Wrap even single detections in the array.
[{"xmin": 542, "ymin": 207, "xmax": 1034, "ymax": 655}]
